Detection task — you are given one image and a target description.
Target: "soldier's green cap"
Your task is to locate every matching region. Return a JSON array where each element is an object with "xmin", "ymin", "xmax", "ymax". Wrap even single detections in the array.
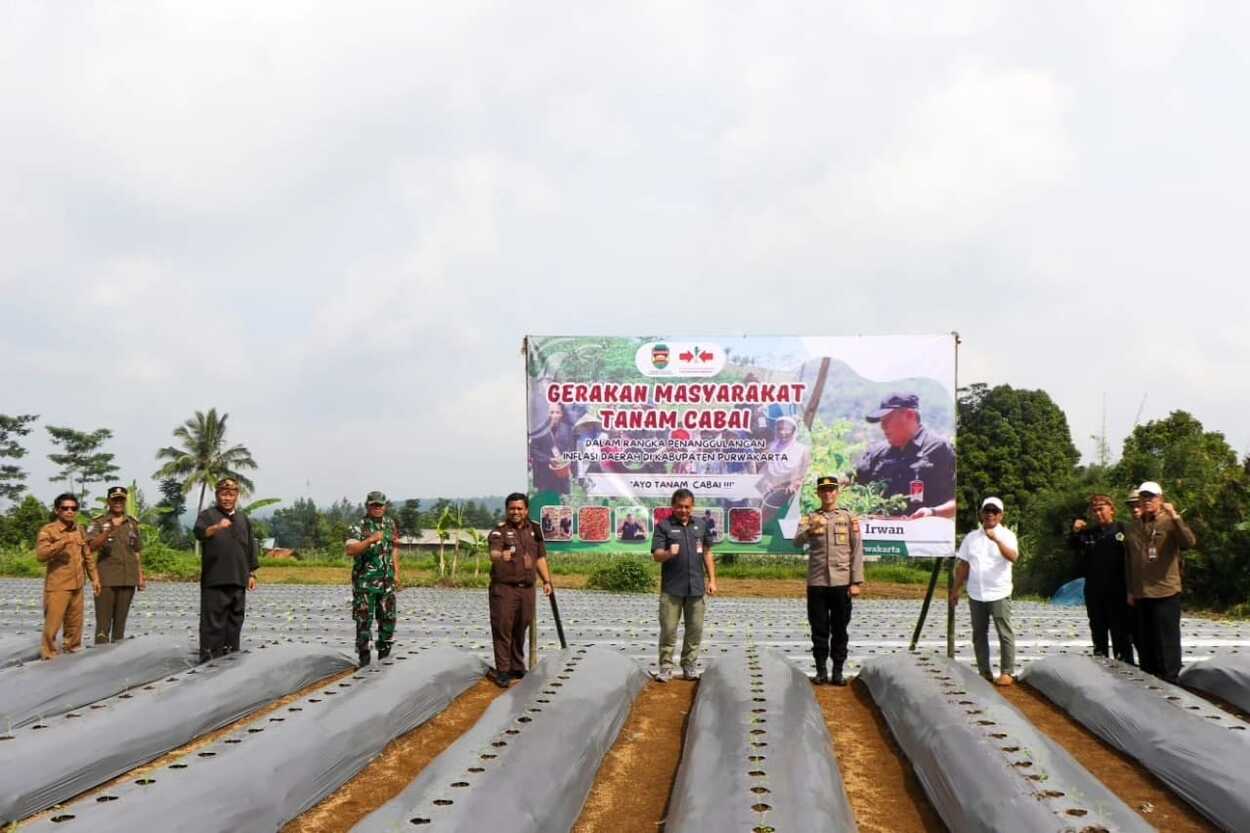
[
  {"xmin": 107, "ymin": 485, "xmax": 128, "ymax": 500},
  {"xmin": 816, "ymin": 475, "xmax": 841, "ymax": 490},
  {"xmin": 366, "ymin": 491, "xmax": 388, "ymax": 505}
]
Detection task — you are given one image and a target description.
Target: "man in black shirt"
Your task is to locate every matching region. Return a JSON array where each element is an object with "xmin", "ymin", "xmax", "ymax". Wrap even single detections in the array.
[
  {"xmin": 855, "ymin": 393, "xmax": 956, "ymax": 519},
  {"xmin": 1069, "ymin": 494, "xmax": 1134, "ymax": 664},
  {"xmin": 651, "ymin": 488, "xmax": 717, "ymax": 682},
  {"xmin": 194, "ymin": 478, "xmax": 259, "ymax": 662}
]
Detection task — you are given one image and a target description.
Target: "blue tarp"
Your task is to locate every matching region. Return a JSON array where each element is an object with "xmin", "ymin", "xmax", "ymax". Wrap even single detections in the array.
[{"xmin": 1050, "ymin": 577, "xmax": 1085, "ymax": 607}]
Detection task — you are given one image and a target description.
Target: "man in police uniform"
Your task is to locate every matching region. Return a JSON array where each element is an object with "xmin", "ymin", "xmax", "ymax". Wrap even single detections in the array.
[
  {"xmin": 193, "ymin": 478, "xmax": 259, "ymax": 662},
  {"xmin": 855, "ymin": 393, "xmax": 956, "ymax": 519},
  {"xmin": 651, "ymin": 488, "xmax": 717, "ymax": 683},
  {"xmin": 87, "ymin": 484, "xmax": 146, "ymax": 643},
  {"xmin": 794, "ymin": 476, "xmax": 864, "ymax": 685},
  {"xmin": 35, "ymin": 493, "xmax": 101, "ymax": 659},
  {"xmin": 345, "ymin": 491, "xmax": 401, "ymax": 666},
  {"xmin": 486, "ymin": 493, "xmax": 553, "ymax": 688}
]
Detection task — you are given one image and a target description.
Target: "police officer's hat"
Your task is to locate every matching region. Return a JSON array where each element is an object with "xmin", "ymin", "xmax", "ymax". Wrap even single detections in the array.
[
  {"xmin": 815, "ymin": 475, "xmax": 841, "ymax": 490},
  {"xmin": 866, "ymin": 393, "xmax": 920, "ymax": 422},
  {"xmin": 366, "ymin": 490, "xmax": 388, "ymax": 505},
  {"xmin": 1125, "ymin": 489, "xmax": 1141, "ymax": 505},
  {"xmin": 106, "ymin": 485, "xmax": 128, "ymax": 500}
]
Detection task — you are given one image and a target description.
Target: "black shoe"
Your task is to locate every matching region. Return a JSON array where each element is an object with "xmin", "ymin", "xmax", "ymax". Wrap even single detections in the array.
[
  {"xmin": 509, "ymin": 670, "xmax": 526, "ymax": 680},
  {"xmin": 359, "ymin": 650, "xmax": 371, "ymax": 667},
  {"xmin": 814, "ymin": 671, "xmax": 829, "ymax": 685},
  {"xmin": 830, "ymin": 670, "xmax": 847, "ymax": 687},
  {"xmin": 490, "ymin": 670, "xmax": 512, "ymax": 688},
  {"xmin": 377, "ymin": 645, "xmax": 391, "ymax": 660}
]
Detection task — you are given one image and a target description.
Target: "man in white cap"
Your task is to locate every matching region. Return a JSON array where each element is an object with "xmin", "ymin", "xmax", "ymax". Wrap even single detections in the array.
[
  {"xmin": 1126, "ymin": 481, "xmax": 1195, "ymax": 683},
  {"xmin": 950, "ymin": 496, "xmax": 1019, "ymax": 685}
]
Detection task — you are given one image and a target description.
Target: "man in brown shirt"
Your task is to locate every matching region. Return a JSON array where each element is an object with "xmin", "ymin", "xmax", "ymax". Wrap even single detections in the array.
[
  {"xmin": 1125, "ymin": 481, "xmax": 1196, "ymax": 683},
  {"xmin": 35, "ymin": 492, "xmax": 101, "ymax": 659},
  {"xmin": 793, "ymin": 475, "xmax": 864, "ymax": 685},
  {"xmin": 87, "ymin": 484, "xmax": 146, "ymax": 643},
  {"xmin": 486, "ymin": 492, "xmax": 553, "ymax": 688}
]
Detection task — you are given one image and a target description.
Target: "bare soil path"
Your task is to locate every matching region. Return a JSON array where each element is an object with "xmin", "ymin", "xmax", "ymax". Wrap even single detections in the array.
[
  {"xmin": 283, "ymin": 679, "xmax": 504, "ymax": 833},
  {"xmin": 996, "ymin": 682, "xmax": 1220, "ymax": 833},
  {"xmin": 571, "ymin": 679, "xmax": 698, "ymax": 833},
  {"xmin": 814, "ymin": 680, "xmax": 948, "ymax": 833}
]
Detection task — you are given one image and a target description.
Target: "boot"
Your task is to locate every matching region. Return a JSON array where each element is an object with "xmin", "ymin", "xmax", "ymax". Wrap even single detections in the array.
[
  {"xmin": 359, "ymin": 649, "xmax": 372, "ymax": 668},
  {"xmin": 377, "ymin": 644, "xmax": 391, "ymax": 661},
  {"xmin": 830, "ymin": 666, "xmax": 847, "ymax": 687},
  {"xmin": 814, "ymin": 660, "xmax": 829, "ymax": 685}
]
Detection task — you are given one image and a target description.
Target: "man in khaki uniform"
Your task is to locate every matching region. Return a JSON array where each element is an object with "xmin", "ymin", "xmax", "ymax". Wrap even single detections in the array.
[
  {"xmin": 793, "ymin": 475, "xmax": 864, "ymax": 685},
  {"xmin": 87, "ymin": 484, "xmax": 146, "ymax": 643},
  {"xmin": 486, "ymin": 493, "xmax": 553, "ymax": 688},
  {"xmin": 35, "ymin": 493, "xmax": 101, "ymax": 659},
  {"xmin": 1126, "ymin": 480, "xmax": 1196, "ymax": 684}
]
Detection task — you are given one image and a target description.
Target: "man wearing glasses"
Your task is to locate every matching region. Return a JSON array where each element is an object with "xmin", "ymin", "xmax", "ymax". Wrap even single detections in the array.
[
  {"xmin": 1126, "ymin": 481, "xmax": 1195, "ymax": 684},
  {"xmin": 194, "ymin": 478, "xmax": 259, "ymax": 662},
  {"xmin": 794, "ymin": 475, "xmax": 864, "ymax": 686},
  {"xmin": 950, "ymin": 497, "xmax": 1019, "ymax": 686},
  {"xmin": 35, "ymin": 493, "xmax": 101, "ymax": 659}
]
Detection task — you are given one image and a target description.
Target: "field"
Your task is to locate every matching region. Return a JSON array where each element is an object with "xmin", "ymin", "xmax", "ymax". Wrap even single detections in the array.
[{"xmin": 3, "ymin": 579, "xmax": 1249, "ymax": 832}]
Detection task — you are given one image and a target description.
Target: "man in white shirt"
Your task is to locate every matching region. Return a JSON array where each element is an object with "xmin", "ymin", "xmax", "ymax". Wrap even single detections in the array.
[{"xmin": 950, "ymin": 496, "xmax": 1020, "ymax": 686}]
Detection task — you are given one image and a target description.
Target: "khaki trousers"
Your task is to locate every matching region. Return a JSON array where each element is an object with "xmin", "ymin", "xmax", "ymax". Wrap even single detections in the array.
[
  {"xmin": 95, "ymin": 585, "xmax": 136, "ymax": 643},
  {"xmin": 42, "ymin": 588, "xmax": 84, "ymax": 659},
  {"xmin": 658, "ymin": 593, "xmax": 705, "ymax": 671}
]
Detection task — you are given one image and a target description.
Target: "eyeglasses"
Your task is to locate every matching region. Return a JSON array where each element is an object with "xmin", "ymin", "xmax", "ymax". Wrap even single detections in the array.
[{"xmin": 57, "ymin": 505, "xmax": 79, "ymax": 513}]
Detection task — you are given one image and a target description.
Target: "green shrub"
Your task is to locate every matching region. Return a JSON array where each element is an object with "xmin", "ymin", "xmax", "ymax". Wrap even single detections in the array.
[
  {"xmin": 0, "ymin": 548, "xmax": 41, "ymax": 577},
  {"xmin": 587, "ymin": 560, "xmax": 656, "ymax": 593}
]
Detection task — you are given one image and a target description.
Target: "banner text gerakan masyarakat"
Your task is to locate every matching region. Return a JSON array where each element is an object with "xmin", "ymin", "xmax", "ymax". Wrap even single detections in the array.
[{"xmin": 546, "ymin": 381, "xmax": 809, "ymax": 432}]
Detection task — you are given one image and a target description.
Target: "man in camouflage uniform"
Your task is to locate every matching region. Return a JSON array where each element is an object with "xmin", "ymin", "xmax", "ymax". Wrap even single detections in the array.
[
  {"xmin": 345, "ymin": 491, "xmax": 400, "ymax": 666},
  {"xmin": 87, "ymin": 484, "xmax": 146, "ymax": 643},
  {"xmin": 793, "ymin": 476, "xmax": 864, "ymax": 685}
]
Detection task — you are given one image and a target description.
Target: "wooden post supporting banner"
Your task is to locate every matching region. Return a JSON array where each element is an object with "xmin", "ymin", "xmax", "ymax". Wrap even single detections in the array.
[
  {"xmin": 909, "ymin": 557, "xmax": 944, "ymax": 651},
  {"xmin": 946, "ymin": 556, "xmax": 956, "ymax": 658}
]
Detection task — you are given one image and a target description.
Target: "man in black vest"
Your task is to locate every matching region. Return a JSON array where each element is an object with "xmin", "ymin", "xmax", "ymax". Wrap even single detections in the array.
[{"xmin": 194, "ymin": 478, "xmax": 259, "ymax": 662}]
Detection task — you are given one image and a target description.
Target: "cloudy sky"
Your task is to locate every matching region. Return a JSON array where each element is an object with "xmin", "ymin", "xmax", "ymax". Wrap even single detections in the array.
[{"xmin": 3, "ymin": 1, "xmax": 1247, "ymax": 508}]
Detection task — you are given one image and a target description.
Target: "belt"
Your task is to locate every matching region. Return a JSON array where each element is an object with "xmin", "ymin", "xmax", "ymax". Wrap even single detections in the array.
[{"xmin": 498, "ymin": 581, "xmax": 534, "ymax": 588}]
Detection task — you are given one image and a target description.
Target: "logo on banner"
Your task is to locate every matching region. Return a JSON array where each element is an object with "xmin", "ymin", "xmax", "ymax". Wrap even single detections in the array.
[
  {"xmin": 651, "ymin": 343, "xmax": 670, "ymax": 369},
  {"xmin": 635, "ymin": 341, "xmax": 727, "ymax": 377}
]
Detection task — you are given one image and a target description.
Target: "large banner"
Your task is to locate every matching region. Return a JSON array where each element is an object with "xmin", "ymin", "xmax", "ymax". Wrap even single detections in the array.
[{"xmin": 526, "ymin": 335, "xmax": 957, "ymax": 556}]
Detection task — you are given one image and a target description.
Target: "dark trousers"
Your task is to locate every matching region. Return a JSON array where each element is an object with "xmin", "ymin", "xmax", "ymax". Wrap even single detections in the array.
[
  {"xmin": 489, "ymin": 582, "xmax": 535, "ymax": 674},
  {"xmin": 94, "ymin": 585, "xmax": 136, "ymax": 644},
  {"xmin": 1085, "ymin": 582, "xmax": 1135, "ymax": 664},
  {"xmin": 1136, "ymin": 594, "xmax": 1182, "ymax": 683},
  {"xmin": 807, "ymin": 585, "xmax": 852, "ymax": 671},
  {"xmin": 199, "ymin": 584, "xmax": 246, "ymax": 662}
]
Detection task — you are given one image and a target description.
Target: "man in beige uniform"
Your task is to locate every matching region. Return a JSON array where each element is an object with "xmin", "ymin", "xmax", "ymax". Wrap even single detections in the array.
[
  {"xmin": 87, "ymin": 484, "xmax": 146, "ymax": 643},
  {"xmin": 35, "ymin": 492, "xmax": 101, "ymax": 659},
  {"xmin": 793, "ymin": 475, "xmax": 864, "ymax": 685},
  {"xmin": 1126, "ymin": 480, "xmax": 1196, "ymax": 684}
]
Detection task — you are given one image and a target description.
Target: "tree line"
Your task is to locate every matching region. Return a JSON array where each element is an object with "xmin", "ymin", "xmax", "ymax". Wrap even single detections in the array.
[{"xmin": 3, "ymin": 391, "xmax": 1248, "ymax": 610}]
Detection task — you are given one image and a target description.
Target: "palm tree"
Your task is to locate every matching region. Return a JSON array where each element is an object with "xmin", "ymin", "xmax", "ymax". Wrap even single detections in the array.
[{"xmin": 153, "ymin": 409, "xmax": 258, "ymax": 516}]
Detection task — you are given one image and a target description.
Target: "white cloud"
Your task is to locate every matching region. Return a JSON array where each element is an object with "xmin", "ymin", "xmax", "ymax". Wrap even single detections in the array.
[{"xmin": 3, "ymin": 0, "xmax": 1249, "ymax": 506}]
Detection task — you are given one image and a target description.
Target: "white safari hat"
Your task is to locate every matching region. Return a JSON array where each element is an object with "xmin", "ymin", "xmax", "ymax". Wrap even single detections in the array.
[
  {"xmin": 1137, "ymin": 481, "xmax": 1163, "ymax": 497},
  {"xmin": 980, "ymin": 496, "xmax": 1004, "ymax": 511}
]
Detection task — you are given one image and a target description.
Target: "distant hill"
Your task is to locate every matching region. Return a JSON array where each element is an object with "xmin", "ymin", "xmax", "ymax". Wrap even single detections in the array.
[
  {"xmin": 797, "ymin": 358, "xmax": 956, "ymax": 438},
  {"xmin": 393, "ymin": 496, "xmax": 507, "ymax": 513}
]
